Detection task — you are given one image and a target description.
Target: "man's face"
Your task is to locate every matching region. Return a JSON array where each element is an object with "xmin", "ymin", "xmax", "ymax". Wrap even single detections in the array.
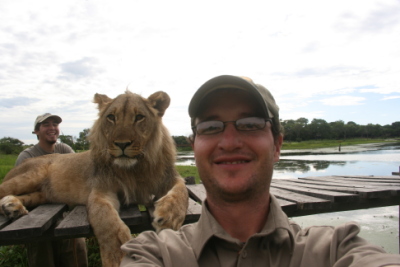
[
  {"xmin": 192, "ymin": 89, "xmax": 282, "ymax": 203},
  {"xmin": 35, "ymin": 118, "xmax": 60, "ymax": 144}
]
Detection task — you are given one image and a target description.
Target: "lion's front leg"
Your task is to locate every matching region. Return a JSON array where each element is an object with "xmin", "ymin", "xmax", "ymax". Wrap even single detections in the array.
[
  {"xmin": 152, "ymin": 177, "xmax": 189, "ymax": 232},
  {"xmin": 87, "ymin": 190, "xmax": 131, "ymax": 267}
]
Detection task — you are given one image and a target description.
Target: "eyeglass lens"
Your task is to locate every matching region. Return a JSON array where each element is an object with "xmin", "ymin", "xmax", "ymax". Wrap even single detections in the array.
[{"xmin": 196, "ymin": 117, "xmax": 267, "ymax": 135}]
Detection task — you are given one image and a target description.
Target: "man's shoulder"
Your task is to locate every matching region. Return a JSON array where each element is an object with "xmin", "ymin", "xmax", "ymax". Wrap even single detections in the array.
[
  {"xmin": 15, "ymin": 145, "xmax": 41, "ymax": 165},
  {"xmin": 55, "ymin": 143, "xmax": 75, "ymax": 154}
]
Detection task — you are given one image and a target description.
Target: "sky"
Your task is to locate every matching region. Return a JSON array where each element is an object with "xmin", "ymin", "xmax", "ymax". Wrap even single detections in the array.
[{"xmin": 1, "ymin": 0, "xmax": 399, "ymax": 145}]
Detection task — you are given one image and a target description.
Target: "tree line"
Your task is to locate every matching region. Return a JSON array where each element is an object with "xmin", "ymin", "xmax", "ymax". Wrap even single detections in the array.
[
  {"xmin": 282, "ymin": 118, "xmax": 400, "ymax": 142},
  {"xmin": 1, "ymin": 119, "xmax": 399, "ymax": 155}
]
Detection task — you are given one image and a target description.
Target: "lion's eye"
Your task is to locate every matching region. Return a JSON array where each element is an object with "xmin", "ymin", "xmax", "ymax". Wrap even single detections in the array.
[
  {"xmin": 107, "ymin": 114, "xmax": 116, "ymax": 122},
  {"xmin": 135, "ymin": 114, "xmax": 145, "ymax": 122}
]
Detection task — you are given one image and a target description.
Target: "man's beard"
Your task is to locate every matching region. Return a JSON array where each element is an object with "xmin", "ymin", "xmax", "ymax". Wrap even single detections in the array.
[{"xmin": 47, "ymin": 139, "xmax": 57, "ymax": 145}]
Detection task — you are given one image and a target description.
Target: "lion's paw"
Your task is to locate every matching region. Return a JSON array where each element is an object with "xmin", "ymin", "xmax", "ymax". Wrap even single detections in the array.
[
  {"xmin": 0, "ymin": 195, "xmax": 28, "ymax": 219},
  {"xmin": 152, "ymin": 192, "xmax": 188, "ymax": 232}
]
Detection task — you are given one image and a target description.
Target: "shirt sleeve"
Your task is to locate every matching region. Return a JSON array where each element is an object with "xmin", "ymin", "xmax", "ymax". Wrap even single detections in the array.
[
  {"xmin": 15, "ymin": 151, "xmax": 32, "ymax": 166},
  {"xmin": 330, "ymin": 222, "xmax": 400, "ymax": 267},
  {"xmin": 293, "ymin": 222, "xmax": 400, "ymax": 267},
  {"xmin": 121, "ymin": 232, "xmax": 166, "ymax": 267}
]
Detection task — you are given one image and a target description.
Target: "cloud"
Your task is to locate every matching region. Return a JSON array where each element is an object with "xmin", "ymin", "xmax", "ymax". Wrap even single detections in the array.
[
  {"xmin": 335, "ymin": 0, "xmax": 400, "ymax": 34},
  {"xmin": 380, "ymin": 95, "xmax": 400, "ymax": 100},
  {"xmin": 58, "ymin": 57, "xmax": 103, "ymax": 80},
  {"xmin": 320, "ymin": 96, "xmax": 365, "ymax": 106},
  {"xmin": 0, "ymin": 97, "xmax": 40, "ymax": 108},
  {"xmin": 360, "ymin": 1, "xmax": 400, "ymax": 33}
]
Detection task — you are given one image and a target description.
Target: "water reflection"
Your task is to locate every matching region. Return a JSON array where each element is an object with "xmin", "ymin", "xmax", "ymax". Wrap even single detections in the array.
[
  {"xmin": 176, "ymin": 142, "xmax": 400, "ymax": 178},
  {"xmin": 274, "ymin": 159, "xmax": 344, "ymax": 173}
]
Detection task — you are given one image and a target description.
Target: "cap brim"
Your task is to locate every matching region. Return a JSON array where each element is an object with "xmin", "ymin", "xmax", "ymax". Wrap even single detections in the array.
[{"xmin": 188, "ymin": 75, "xmax": 268, "ymax": 119}]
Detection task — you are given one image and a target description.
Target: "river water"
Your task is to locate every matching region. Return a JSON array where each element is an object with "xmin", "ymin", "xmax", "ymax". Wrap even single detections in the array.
[{"xmin": 176, "ymin": 142, "xmax": 400, "ymax": 254}]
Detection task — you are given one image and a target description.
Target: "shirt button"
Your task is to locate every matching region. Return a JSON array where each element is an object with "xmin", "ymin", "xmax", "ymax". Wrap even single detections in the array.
[{"xmin": 241, "ymin": 250, "xmax": 248, "ymax": 258}]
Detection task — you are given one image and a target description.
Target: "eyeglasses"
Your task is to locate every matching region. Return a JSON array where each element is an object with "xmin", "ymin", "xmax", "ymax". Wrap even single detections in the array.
[{"xmin": 192, "ymin": 117, "xmax": 271, "ymax": 135}]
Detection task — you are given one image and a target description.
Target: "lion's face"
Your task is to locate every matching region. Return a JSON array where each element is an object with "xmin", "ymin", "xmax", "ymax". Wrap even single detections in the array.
[{"xmin": 90, "ymin": 90, "xmax": 170, "ymax": 168}]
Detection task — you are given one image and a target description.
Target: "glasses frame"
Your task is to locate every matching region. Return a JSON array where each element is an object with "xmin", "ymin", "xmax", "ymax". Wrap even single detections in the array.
[{"xmin": 192, "ymin": 117, "xmax": 272, "ymax": 135}]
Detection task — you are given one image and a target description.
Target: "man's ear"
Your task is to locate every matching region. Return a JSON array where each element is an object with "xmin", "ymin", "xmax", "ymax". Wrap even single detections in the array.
[{"xmin": 273, "ymin": 134, "xmax": 283, "ymax": 163}]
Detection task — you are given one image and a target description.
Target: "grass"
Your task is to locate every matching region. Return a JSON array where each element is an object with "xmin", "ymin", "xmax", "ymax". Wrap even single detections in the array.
[{"xmin": 175, "ymin": 165, "xmax": 201, "ymax": 183}]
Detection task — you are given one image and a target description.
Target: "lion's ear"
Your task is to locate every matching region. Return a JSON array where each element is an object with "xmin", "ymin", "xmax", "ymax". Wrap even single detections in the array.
[
  {"xmin": 93, "ymin": 93, "xmax": 112, "ymax": 110},
  {"xmin": 148, "ymin": 91, "xmax": 170, "ymax": 117}
]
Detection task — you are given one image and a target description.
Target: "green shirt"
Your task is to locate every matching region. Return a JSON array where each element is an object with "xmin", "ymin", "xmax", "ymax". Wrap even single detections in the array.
[{"xmin": 121, "ymin": 195, "xmax": 400, "ymax": 267}]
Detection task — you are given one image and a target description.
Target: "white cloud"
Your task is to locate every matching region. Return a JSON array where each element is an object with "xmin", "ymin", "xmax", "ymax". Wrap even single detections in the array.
[
  {"xmin": 380, "ymin": 95, "xmax": 400, "ymax": 100},
  {"xmin": 320, "ymin": 96, "xmax": 366, "ymax": 106}
]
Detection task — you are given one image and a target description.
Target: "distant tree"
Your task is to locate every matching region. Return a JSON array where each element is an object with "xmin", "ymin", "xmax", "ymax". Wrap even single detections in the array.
[
  {"xmin": 309, "ymin": 119, "xmax": 330, "ymax": 139},
  {"xmin": 0, "ymin": 137, "xmax": 24, "ymax": 154},
  {"xmin": 281, "ymin": 119, "xmax": 296, "ymax": 141},
  {"xmin": 59, "ymin": 134, "xmax": 75, "ymax": 150},
  {"xmin": 329, "ymin": 120, "xmax": 345, "ymax": 139},
  {"xmin": 75, "ymin": 128, "xmax": 90, "ymax": 151},
  {"xmin": 392, "ymin": 121, "xmax": 400, "ymax": 137},
  {"xmin": 172, "ymin": 136, "xmax": 191, "ymax": 147},
  {"xmin": 345, "ymin": 121, "xmax": 359, "ymax": 138}
]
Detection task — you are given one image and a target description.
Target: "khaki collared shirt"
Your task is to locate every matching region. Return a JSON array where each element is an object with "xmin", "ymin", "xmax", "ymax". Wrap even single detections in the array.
[{"xmin": 121, "ymin": 195, "xmax": 400, "ymax": 266}]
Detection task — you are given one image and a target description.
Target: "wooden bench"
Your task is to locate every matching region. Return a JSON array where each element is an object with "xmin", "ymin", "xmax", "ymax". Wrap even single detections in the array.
[{"xmin": 1, "ymin": 175, "xmax": 399, "ymax": 246}]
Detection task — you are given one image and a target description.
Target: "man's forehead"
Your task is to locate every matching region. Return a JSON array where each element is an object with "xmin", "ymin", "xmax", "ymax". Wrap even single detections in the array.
[
  {"xmin": 41, "ymin": 118, "xmax": 59, "ymax": 123},
  {"xmin": 197, "ymin": 90, "xmax": 262, "ymax": 119}
]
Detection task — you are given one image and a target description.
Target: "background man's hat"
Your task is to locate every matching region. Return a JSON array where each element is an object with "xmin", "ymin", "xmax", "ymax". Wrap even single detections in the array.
[{"xmin": 32, "ymin": 113, "xmax": 62, "ymax": 134}]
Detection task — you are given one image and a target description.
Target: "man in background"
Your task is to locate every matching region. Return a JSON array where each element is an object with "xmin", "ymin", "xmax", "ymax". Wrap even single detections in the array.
[{"xmin": 16, "ymin": 113, "xmax": 88, "ymax": 267}]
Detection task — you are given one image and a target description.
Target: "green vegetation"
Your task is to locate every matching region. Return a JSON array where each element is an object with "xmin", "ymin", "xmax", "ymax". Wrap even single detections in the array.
[
  {"xmin": 281, "ymin": 138, "xmax": 397, "ymax": 150},
  {"xmin": 282, "ymin": 118, "xmax": 400, "ymax": 142},
  {"xmin": 0, "ymin": 137, "xmax": 24, "ymax": 155},
  {"xmin": 0, "ymin": 154, "xmax": 16, "ymax": 182},
  {"xmin": 175, "ymin": 165, "xmax": 200, "ymax": 183}
]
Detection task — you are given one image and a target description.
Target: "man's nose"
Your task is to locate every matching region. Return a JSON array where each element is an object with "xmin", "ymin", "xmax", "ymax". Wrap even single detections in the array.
[{"xmin": 218, "ymin": 123, "xmax": 243, "ymax": 150}]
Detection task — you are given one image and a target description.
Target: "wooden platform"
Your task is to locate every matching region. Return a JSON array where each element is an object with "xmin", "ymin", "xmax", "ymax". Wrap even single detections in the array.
[{"xmin": 0, "ymin": 175, "xmax": 399, "ymax": 246}]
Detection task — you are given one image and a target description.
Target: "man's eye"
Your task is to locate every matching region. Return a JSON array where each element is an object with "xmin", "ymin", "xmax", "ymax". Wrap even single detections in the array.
[
  {"xmin": 240, "ymin": 123, "xmax": 258, "ymax": 130},
  {"xmin": 202, "ymin": 126, "xmax": 219, "ymax": 133}
]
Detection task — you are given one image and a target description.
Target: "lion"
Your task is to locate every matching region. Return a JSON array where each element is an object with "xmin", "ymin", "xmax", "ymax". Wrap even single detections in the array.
[{"xmin": 0, "ymin": 90, "xmax": 189, "ymax": 267}]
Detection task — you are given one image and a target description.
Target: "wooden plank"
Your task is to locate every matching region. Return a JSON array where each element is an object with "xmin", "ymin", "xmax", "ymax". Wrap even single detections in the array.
[
  {"xmin": 272, "ymin": 179, "xmax": 393, "ymax": 199},
  {"xmin": 338, "ymin": 175, "xmax": 400, "ymax": 180},
  {"xmin": 186, "ymin": 184, "xmax": 206, "ymax": 203},
  {"xmin": 271, "ymin": 181, "xmax": 358, "ymax": 202},
  {"xmin": 54, "ymin": 205, "xmax": 90, "ymax": 237},
  {"xmin": 0, "ymin": 215, "xmax": 8, "ymax": 229},
  {"xmin": 270, "ymin": 187, "xmax": 331, "ymax": 211},
  {"xmin": 0, "ymin": 204, "xmax": 67, "ymax": 240},
  {"xmin": 275, "ymin": 197, "xmax": 297, "ymax": 215},
  {"xmin": 302, "ymin": 176, "xmax": 400, "ymax": 186},
  {"xmin": 299, "ymin": 177, "xmax": 400, "ymax": 193},
  {"xmin": 120, "ymin": 205, "xmax": 143, "ymax": 226},
  {"xmin": 185, "ymin": 198, "xmax": 202, "ymax": 223}
]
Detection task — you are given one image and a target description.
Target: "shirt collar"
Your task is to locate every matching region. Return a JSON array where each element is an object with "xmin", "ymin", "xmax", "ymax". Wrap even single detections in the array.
[{"xmin": 191, "ymin": 194, "xmax": 295, "ymax": 258}]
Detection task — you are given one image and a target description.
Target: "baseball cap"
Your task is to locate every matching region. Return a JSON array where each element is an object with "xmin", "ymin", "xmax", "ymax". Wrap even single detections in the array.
[
  {"xmin": 32, "ymin": 113, "xmax": 62, "ymax": 134},
  {"xmin": 188, "ymin": 75, "xmax": 280, "ymax": 131}
]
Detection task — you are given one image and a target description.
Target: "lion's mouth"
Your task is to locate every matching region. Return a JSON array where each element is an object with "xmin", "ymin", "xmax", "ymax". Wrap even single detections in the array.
[{"xmin": 117, "ymin": 153, "xmax": 144, "ymax": 160}]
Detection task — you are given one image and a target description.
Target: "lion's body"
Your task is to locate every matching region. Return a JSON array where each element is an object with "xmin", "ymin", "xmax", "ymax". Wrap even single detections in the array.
[{"xmin": 0, "ymin": 90, "xmax": 189, "ymax": 267}]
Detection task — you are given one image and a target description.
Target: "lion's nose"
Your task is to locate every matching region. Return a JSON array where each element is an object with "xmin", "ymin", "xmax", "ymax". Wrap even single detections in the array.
[{"xmin": 114, "ymin": 141, "xmax": 132, "ymax": 151}]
